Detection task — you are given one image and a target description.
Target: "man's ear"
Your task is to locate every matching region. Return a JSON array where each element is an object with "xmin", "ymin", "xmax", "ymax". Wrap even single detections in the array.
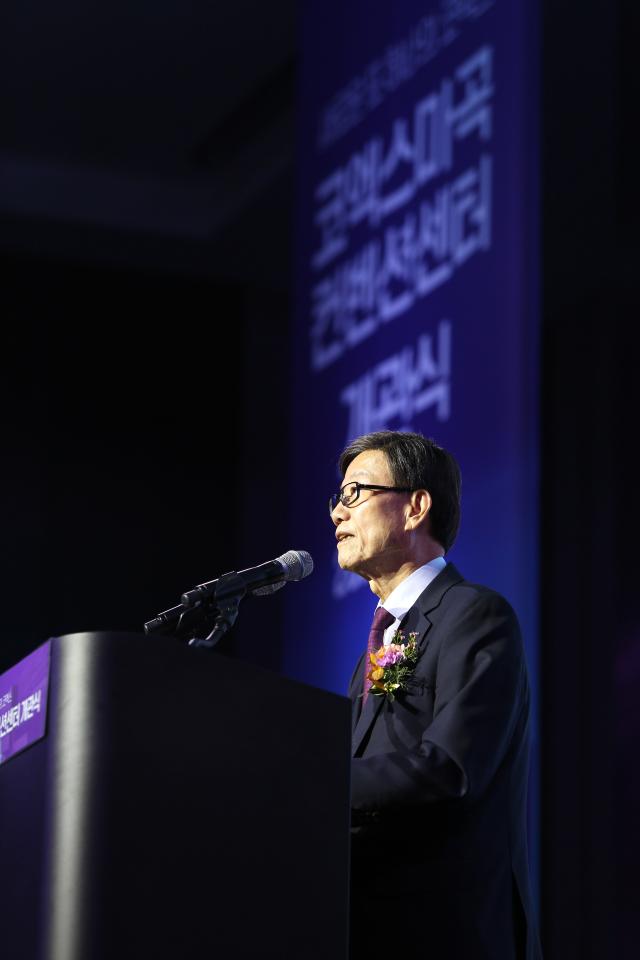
[{"xmin": 405, "ymin": 489, "xmax": 431, "ymax": 531}]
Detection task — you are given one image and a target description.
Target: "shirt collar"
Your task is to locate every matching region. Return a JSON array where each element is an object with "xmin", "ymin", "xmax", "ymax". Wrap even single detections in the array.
[{"xmin": 378, "ymin": 557, "xmax": 447, "ymax": 623}]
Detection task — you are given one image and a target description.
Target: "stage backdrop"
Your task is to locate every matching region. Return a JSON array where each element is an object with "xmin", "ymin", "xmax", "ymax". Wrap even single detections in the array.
[{"xmin": 285, "ymin": 0, "xmax": 539, "ymax": 894}]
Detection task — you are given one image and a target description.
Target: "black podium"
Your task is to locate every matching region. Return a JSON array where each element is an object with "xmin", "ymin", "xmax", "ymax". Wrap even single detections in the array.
[{"xmin": 0, "ymin": 632, "xmax": 351, "ymax": 960}]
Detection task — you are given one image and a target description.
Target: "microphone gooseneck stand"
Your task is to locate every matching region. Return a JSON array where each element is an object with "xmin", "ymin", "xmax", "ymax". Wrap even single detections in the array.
[
  {"xmin": 187, "ymin": 572, "xmax": 246, "ymax": 650},
  {"xmin": 144, "ymin": 550, "xmax": 312, "ymax": 651},
  {"xmin": 144, "ymin": 571, "xmax": 249, "ymax": 652}
]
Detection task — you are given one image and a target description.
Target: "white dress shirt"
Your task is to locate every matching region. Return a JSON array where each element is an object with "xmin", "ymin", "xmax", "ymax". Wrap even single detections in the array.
[{"xmin": 377, "ymin": 557, "xmax": 447, "ymax": 645}]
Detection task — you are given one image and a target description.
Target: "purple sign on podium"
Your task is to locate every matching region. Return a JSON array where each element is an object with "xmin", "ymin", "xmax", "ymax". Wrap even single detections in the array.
[{"xmin": 0, "ymin": 640, "xmax": 51, "ymax": 766}]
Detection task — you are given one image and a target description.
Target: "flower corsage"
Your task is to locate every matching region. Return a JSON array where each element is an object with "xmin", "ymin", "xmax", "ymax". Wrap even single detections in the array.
[{"xmin": 366, "ymin": 629, "xmax": 420, "ymax": 701}]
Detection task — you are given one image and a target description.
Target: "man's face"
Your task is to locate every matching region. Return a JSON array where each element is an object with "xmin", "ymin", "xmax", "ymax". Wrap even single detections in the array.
[{"xmin": 331, "ymin": 449, "xmax": 410, "ymax": 581}]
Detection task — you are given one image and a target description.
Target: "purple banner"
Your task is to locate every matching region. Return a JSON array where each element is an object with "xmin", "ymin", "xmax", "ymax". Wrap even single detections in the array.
[
  {"xmin": 0, "ymin": 640, "xmax": 51, "ymax": 765},
  {"xmin": 285, "ymin": 0, "xmax": 540, "ymax": 901}
]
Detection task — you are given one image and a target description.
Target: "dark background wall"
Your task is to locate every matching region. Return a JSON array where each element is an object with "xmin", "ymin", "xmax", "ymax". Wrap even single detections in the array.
[
  {"xmin": 540, "ymin": 2, "xmax": 639, "ymax": 958},
  {"xmin": 0, "ymin": 0, "xmax": 297, "ymax": 675},
  {"xmin": 0, "ymin": 212, "xmax": 293, "ymax": 672},
  {"xmin": 0, "ymin": 2, "xmax": 638, "ymax": 958}
]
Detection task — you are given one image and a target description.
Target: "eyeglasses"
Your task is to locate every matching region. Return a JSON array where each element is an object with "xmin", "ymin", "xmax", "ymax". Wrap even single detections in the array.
[{"xmin": 329, "ymin": 481, "xmax": 413, "ymax": 515}]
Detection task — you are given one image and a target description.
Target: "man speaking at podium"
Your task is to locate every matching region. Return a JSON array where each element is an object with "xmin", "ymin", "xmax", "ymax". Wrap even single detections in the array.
[{"xmin": 330, "ymin": 431, "xmax": 542, "ymax": 960}]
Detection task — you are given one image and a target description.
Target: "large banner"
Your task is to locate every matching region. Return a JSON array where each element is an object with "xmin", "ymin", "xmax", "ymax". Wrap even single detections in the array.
[{"xmin": 286, "ymin": 0, "xmax": 538, "ymax": 887}]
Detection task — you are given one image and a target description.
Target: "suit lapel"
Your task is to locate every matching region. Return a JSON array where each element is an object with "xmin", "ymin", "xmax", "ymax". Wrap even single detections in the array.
[
  {"xmin": 350, "ymin": 651, "xmax": 366, "ymax": 734},
  {"xmin": 351, "ymin": 679, "xmax": 386, "ymax": 756},
  {"xmin": 351, "ymin": 602, "xmax": 431, "ymax": 757},
  {"xmin": 350, "ymin": 563, "xmax": 464, "ymax": 757}
]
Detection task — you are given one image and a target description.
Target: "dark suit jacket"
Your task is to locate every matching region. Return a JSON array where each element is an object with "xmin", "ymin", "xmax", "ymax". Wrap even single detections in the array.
[{"xmin": 349, "ymin": 563, "xmax": 542, "ymax": 960}]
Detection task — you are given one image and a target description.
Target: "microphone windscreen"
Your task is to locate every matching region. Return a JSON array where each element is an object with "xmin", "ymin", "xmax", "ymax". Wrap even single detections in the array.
[{"xmin": 278, "ymin": 549, "xmax": 314, "ymax": 581}]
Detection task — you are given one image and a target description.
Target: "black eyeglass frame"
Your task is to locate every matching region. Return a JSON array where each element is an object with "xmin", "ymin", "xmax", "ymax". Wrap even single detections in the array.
[{"xmin": 329, "ymin": 481, "xmax": 413, "ymax": 515}]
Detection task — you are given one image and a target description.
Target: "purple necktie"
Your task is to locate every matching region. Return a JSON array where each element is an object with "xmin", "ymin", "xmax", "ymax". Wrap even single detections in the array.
[{"xmin": 362, "ymin": 606, "xmax": 396, "ymax": 704}]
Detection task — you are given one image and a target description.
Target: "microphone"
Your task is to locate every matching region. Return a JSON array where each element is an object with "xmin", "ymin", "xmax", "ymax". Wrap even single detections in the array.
[{"xmin": 180, "ymin": 550, "xmax": 314, "ymax": 606}]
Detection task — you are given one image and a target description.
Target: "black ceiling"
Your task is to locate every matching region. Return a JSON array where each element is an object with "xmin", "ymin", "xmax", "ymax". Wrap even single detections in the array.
[{"xmin": 0, "ymin": 2, "xmax": 297, "ymax": 257}]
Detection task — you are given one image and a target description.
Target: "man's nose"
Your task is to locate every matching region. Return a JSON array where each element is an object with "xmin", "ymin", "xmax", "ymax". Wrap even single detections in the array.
[{"xmin": 331, "ymin": 500, "xmax": 349, "ymax": 524}]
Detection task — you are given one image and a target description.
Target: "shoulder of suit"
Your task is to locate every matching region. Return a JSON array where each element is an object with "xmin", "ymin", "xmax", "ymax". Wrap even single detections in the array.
[{"xmin": 417, "ymin": 562, "xmax": 517, "ymax": 617}]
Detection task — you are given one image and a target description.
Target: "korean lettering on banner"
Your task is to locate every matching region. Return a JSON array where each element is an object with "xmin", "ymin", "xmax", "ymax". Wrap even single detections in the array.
[
  {"xmin": 317, "ymin": 2, "xmax": 496, "ymax": 150},
  {"xmin": 0, "ymin": 689, "xmax": 42, "ymax": 738},
  {"xmin": 340, "ymin": 321, "xmax": 452, "ymax": 441},
  {"xmin": 310, "ymin": 46, "xmax": 493, "ymax": 374}
]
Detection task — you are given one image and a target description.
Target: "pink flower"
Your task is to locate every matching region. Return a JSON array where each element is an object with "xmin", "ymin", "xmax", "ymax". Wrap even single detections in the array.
[{"xmin": 375, "ymin": 643, "xmax": 406, "ymax": 667}]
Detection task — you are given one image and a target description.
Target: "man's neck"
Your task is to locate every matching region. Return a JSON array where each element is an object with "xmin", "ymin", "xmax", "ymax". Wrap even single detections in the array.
[{"xmin": 369, "ymin": 552, "xmax": 444, "ymax": 603}]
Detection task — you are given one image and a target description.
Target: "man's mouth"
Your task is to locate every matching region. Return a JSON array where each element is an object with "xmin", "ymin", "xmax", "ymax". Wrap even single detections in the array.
[{"xmin": 336, "ymin": 533, "xmax": 353, "ymax": 543}]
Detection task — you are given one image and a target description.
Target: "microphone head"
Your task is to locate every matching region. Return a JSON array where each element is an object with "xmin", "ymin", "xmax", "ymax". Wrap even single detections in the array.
[
  {"xmin": 251, "ymin": 552, "xmax": 313, "ymax": 597},
  {"xmin": 277, "ymin": 549, "xmax": 314, "ymax": 581}
]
